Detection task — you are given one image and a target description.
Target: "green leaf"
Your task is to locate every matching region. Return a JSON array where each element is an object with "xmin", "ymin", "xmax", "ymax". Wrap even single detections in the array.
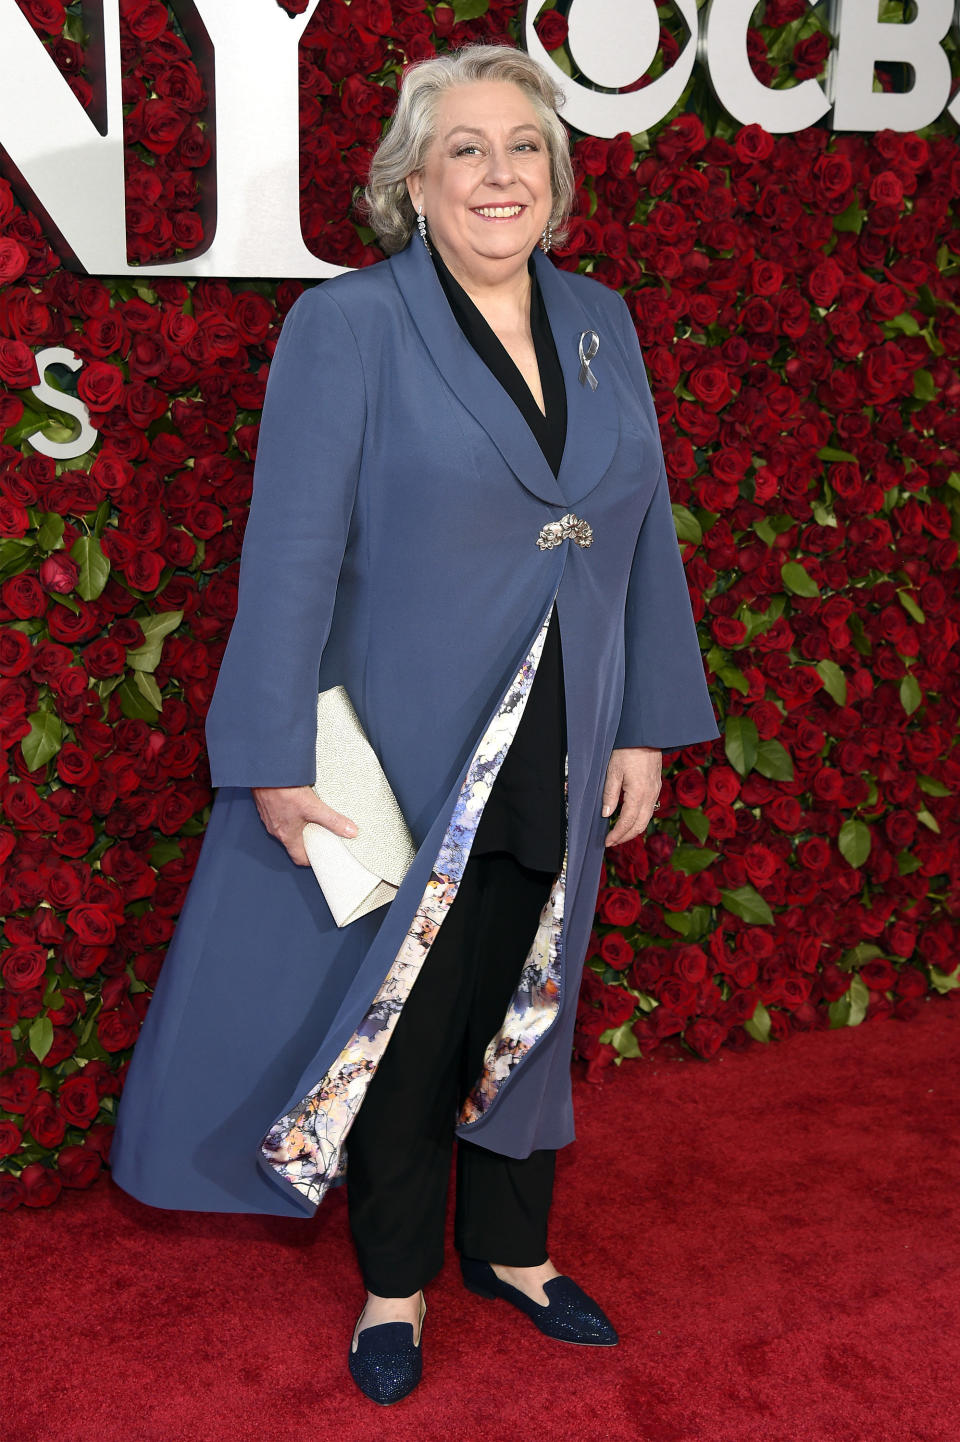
[
  {"xmin": 885, "ymin": 312, "xmax": 920, "ymax": 335},
  {"xmin": 780, "ymin": 561, "xmax": 820, "ymax": 598},
  {"xmin": 116, "ymin": 676, "xmax": 159, "ymax": 722},
  {"xmin": 816, "ymin": 658, "xmax": 847, "ymax": 706},
  {"xmin": 548, "ymin": 44, "xmax": 572, "ymax": 76},
  {"xmin": 719, "ymin": 886, "xmax": 774, "ymax": 926},
  {"xmin": 753, "ymin": 517, "xmax": 777, "ymax": 546},
  {"xmin": 832, "ymin": 200, "xmax": 864, "ymax": 234},
  {"xmin": 126, "ymin": 610, "xmax": 183, "ymax": 673},
  {"xmin": 3, "ymin": 406, "xmax": 46, "ymax": 447},
  {"xmin": 838, "ymin": 818, "xmax": 871, "ymax": 868},
  {"xmin": 28, "ymin": 1016, "xmax": 54, "ymax": 1064},
  {"xmin": 671, "ymin": 845, "xmax": 719, "ymax": 874},
  {"xmin": 451, "ymin": 0, "xmax": 488, "ymax": 17},
  {"xmin": 754, "ymin": 738, "xmax": 794, "ymax": 781},
  {"xmin": 717, "ymin": 663, "xmax": 750, "ymax": 695},
  {"xmin": 828, "ymin": 993, "xmax": 851, "ymax": 1027},
  {"xmin": 42, "ymin": 975, "xmax": 63, "ymax": 1008},
  {"xmin": 96, "ymin": 674, "xmax": 124, "ymax": 700},
  {"xmin": 681, "ymin": 906, "xmax": 712, "ymax": 941},
  {"xmin": 679, "ymin": 807, "xmax": 710, "ymax": 844},
  {"xmin": 22, "ymin": 710, "xmax": 63, "ymax": 770},
  {"xmin": 133, "ymin": 669, "xmax": 163, "ymax": 709},
  {"xmin": 918, "ymin": 776, "xmax": 950, "ymax": 797},
  {"xmin": 897, "ymin": 851, "xmax": 922, "ymax": 876},
  {"xmin": 0, "ymin": 538, "xmax": 35, "ymax": 580},
  {"xmin": 848, "ymin": 975, "xmax": 870, "ymax": 1025},
  {"xmin": 724, "ymin": 715, "xmax": 758, "ymax": 777},
  {"xmin": 817, "ymin": 446, "xmax": 858, "ymax": 463},
  {"xmin": 150, "ymin": 839, "xmax": 183, "ymax": 868},
  {"xmin": 600, "ymin": 1021, "xmax": 642, "ymax": 1058},
  {"xmin": 671, "ymin": 504, "xmax": 702, "ymax": 544},
  {"xmin": 663, "ymin": 911, "xmax": 690, "ymax": 935},
  {"xmin": 900, "ymin": 673, "xmax": 922, "ymax": 716},
  {"xmin": 930, "ymin": 964, "xmax": 960, "ymax": 994},
  {"xmin": 848, "ymin": 612, "xmax": 872, "ymax": 657},
  {"xmin": 70, "ymin": 535, "xmax": 111, "ymax": 600},
  {"xmin": 917, "ymin": 807, "xmax": 941, "ymax": 835},
  {"xmin": 912, "ymin": 368, "xmax": 935, "ymax": 402},
  {"xmin": 64, "ymin": 12, "xmax": 87, "ymax": 43},
  {"xmin": 49, "ymin": 591, "xmax": 80, "ymax": 615},
  {"xmin": 36, "ymin": 512, "xmax": 65, "ymax": 552},
  {"xmin": 897, "ymin": 589, "xmax": 926, "ymax": 624},
  {"xmin": 839, "ymin": 943, "xmax": 884, "ymax": 972},
  {"xmin": 743, "ymin": 1000, "xmax": 770, "ymax": 1044}
]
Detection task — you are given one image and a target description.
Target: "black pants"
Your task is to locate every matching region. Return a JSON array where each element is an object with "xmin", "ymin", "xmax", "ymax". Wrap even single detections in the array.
[{"xmin": 345, "ymin": 848, "xmax": 558, "ymax": 1297}]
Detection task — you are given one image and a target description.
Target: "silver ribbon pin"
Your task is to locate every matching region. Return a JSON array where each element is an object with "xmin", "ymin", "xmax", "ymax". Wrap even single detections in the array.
[{"xmin": 578, "ymin": 330, "xmax": 599, "ymax": 390}]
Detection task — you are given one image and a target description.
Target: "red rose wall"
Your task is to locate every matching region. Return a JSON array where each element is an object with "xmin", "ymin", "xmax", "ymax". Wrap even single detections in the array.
[{"xmin": 0, "ymin": 0, "xmax": 958, "ymax": 1210}]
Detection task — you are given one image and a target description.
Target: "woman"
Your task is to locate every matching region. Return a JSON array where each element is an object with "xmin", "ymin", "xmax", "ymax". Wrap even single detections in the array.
[{"xmin": 109, "ymin": 43, "xmax": 719, "ymax": 1405}]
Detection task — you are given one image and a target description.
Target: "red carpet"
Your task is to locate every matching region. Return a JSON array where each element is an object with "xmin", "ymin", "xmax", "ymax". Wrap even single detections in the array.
[{"xmin": 5, "ymin": 997, "xmax": 959, "ymax": 1442}]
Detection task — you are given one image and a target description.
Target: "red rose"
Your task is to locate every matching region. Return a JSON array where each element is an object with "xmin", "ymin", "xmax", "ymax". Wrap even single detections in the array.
[
  {"xmin": 90, "ymin": 450, "xmax": 134, "ymax": 495},
  {"xmin": 154, "ymin": 60, "xmax": 206, "ymax": 112},
  {"xmin": 39, "ymin": 554, "xmax": 79, "ymax": 594},
  {"xmin": 814, "ymin": 153, "xmax": 853, "ymax": 200},
  {"xmin": 0, "ymin": 1067, "xmax": 41, "ymax": 1114},
  {"xmin": 707, "ymin": 766, "xmax": 741, "ymax": 805},
  {"xmin": 576, "ymin": 137, "xmax": 608, "ymax": 177},
  {"xmin": 735, "ymin": 124, "xmax": 774, "ymax": 163},
  {"xmin": 57, "ymin": 1143, "xmax": 103, "ymax": 1189},
  {"xmin": 120, "ymin": 0, "xmax": 169, "ymax": 42},
  {"xmin": 535, "ymin": 8, "xmax": 568, "ymax": 49},
  {"xmin": 19, "ymin": 1162, "xmax": 62, "ymax": 1208},
  {"xmin": 0, "ymin": 337, "xmax": 40, "ymax": 389},
  {"xmin": 0, "ymin": 236, "xmax": 29, "ymax": 287},
  {"xmin": 860, "ymin": 958, "xmax": 898, "ymax": 991},
  {"xmin": 688, "ymin": 361, "xmax": 733, "ymax": 412},
  {"xmin": 24, "ymin": 1090, "xmax": 66, "ymax": 1149},
  {"xmin": 0, "ymin": 1175, "xmax": 23, "ymax": 1211},
  {"xmin": 895, "ymin": 967, "xmax": 927, "ymax": 999},
  {"xmin": 77, "ymin": 360, "xmax": 124, "ymax": 412},
  {"xmin": 869, "ymin": 171, "xmax": 904, "ymax": 207},
  {"xmin": 66, "ymin": 903, "xmax": 117, "ymax": 946},
  {"xmin": 0, "ymin": 628, "xmax": 33, "ymax": 676},
  {"xmin": 599, "ymin": 934, "xmax": 634, "ymax": 970},
  {"xmin": 1, "ymin": 944, "xmax": 48, "ymax": 993},
  {"xmin": 97, "ymin": 1006, "xmax": 140, "ymax": 1052},
  {"xmin": 598, "ymin": 887, "xmax": 642, "ymax": 928},
  {"xmin": 19, "ymin": 0, "xmax": 66, "ymax": 37},
  {"xmin": 675, "ymin": 946, "xmax": 708, "ymax": 984},
  {"xmin": 0, "ymin": 1120, "xmax": 22, "ymax": 1157},
  {"xmin": 684, "ymin": 1018, "xmax": 726, "ymax": 1059},
  {"xmin": 57, "ymin": 1072, "xmax": 101, "ymax": 1128},
  {"xmin": 84, "ymin": 637, "xmax": 126, "ymax": 678}
]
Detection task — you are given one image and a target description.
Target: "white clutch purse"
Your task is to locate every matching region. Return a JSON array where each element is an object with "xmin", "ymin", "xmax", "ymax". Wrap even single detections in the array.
[{"xmin": 302, "ymin": 685, "xmax": 417, "ymax": 927}]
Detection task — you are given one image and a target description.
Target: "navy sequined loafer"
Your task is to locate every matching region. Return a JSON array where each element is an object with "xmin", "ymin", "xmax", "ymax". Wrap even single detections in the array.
[
  {"xmin": 348, "ymin": 1291, "xmax": 426, "ymax": 1405},
  {"xmin": 459, "ymin": 1257, "xmax": 618, "ymax": 1346}
]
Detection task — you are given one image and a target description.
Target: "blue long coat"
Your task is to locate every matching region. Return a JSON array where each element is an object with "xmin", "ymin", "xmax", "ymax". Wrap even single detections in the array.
[{"xmin": 109, "ymin": 235, "xmax": 719, "ymax": 1218}]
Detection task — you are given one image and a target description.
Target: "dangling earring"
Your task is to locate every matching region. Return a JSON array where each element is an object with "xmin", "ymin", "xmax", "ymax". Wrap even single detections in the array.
[
  {"xmin": 540, "ymin": 219, "xmax": 554, "ymax": 254},
  {"xmin": 417, "ymin": 203, "xmax": 431, "ymax": 255}
]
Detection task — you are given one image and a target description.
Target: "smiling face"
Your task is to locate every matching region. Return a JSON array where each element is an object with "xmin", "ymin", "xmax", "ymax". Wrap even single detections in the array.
[{"xmin": 405, "ymin": 78, "xmax": 554, "ymax": 281}]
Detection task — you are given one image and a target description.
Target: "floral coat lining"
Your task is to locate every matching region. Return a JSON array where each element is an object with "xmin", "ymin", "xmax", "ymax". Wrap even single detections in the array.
[{"xmin": 259, "ymin": 602, "xmax": 568, "ymax": 1208}]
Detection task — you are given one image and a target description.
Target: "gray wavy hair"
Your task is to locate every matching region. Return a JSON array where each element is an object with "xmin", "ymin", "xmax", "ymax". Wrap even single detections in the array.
[{"xmin": 359, "ymin": 43, "xmax": 575, "ymax": 256}]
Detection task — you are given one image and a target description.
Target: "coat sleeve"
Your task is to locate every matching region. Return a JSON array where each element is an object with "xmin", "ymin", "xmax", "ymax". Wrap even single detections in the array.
[
  {"xmin": 610, "ymin": 294, "xmax": 720, "ymax": 753},
  {"xmin": 204, "ymin": 285, "xmax": 365, "ymax": 789}
]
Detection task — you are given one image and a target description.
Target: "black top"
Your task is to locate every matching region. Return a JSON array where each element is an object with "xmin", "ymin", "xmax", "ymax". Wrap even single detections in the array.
[{"xmin": 430, "ymin": 245, "xmax": 567, "ymax": 873}]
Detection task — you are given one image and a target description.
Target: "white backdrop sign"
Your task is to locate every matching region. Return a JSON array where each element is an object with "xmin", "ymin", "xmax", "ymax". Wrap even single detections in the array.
[{"xmin": 0, "ymin": 0, "xmax": 958, "ymax": 279}]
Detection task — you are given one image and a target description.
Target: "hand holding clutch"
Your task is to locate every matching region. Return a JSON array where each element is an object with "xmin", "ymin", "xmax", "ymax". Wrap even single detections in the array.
[{"xmin": 303, "ymin": 685, "xmax": 418, "ymax": 927}]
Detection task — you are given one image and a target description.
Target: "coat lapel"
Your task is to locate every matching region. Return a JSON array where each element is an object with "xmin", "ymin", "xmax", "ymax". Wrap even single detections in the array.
[{"xmin": 388, "ymin": 237, "xmax": 620, "ymax": 510}]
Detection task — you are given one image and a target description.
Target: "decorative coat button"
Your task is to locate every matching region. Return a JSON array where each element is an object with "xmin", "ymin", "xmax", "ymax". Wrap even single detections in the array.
[{"xmin": 536, "ymin": 513, "xmax": 594, "ymax": 551}]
